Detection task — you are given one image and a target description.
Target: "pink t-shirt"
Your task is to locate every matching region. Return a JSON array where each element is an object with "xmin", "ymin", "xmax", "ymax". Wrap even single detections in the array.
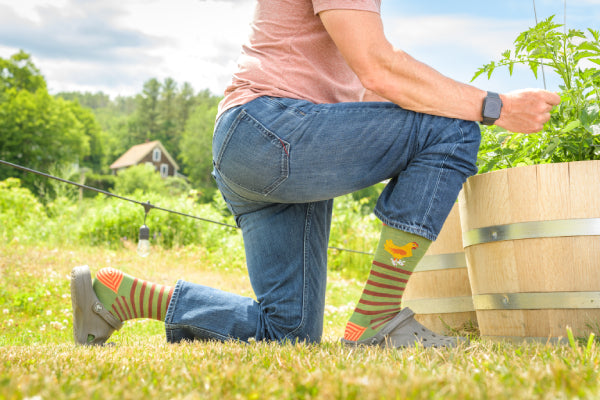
[{"xmin": 217, "ymin": 0, "xmax": 382, "ymax": 118}]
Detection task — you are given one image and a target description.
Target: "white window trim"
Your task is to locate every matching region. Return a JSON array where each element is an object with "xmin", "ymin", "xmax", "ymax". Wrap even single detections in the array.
[
  {"xmin": 152, "ymin": 148, "xmax": 161, "ymax": 162},
  {"xmin": 160, "ymin": 163, "xmax": 169, "ymax": 177}
]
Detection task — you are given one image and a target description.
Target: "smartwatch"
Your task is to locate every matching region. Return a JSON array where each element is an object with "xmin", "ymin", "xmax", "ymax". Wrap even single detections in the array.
[{"xmin": 482, "ymin": 92, "xmax": 503, "ymax": 125}]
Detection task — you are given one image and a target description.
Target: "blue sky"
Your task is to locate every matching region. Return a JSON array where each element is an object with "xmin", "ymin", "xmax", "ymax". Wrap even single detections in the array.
[{"xmin": 0, "ymin": 0, "xmax": 598, "ymax": 98}]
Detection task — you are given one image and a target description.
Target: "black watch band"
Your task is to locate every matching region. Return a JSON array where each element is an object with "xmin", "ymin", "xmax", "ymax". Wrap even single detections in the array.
[{"xmin": 482, "ymin": 92, "xmax": 503, "ymax": 126}]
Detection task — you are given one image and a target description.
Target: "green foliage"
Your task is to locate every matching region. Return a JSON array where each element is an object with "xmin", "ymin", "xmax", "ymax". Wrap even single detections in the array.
[
  {"xmin": 84, "ymin": 172, "xmax": 116, "ymax": 195},
  {"xmin": 179, "ymin": 100, "xmax": 220, "ymax": 188},
  {"xmin": 0, "ymin": 88, "xmax": 90, "ymax": 186},
  {"xmin": 76, "ymin": 191, "xmax": 237, "ymax": 250},
  {"xmin": 66, "ymin": 100, "xmax": 109, "ymax": 172},
  {"xmin": 76, "ymin": 195, "xmax": 140, "ymax": 247},
  {"xmin": 328, "ymin": 194, "xmax": 380, "ymax": 279},
  {"xmin": 34, "ymin": 164, "xmax": 80, "ymax": 205},
  {"xmin": 131, "ymin": 78, "xmax": 161, "ymax": 145},
  {"xmin": 93, "ymin": 107, "xmax": 133, "ymax": 165},
  {"xmin": 113, "ymin": 164, "xmax": 169, "ymax": 196},
  {"xmin": 0, "ymin": 50, "xmax": 46, "ymax": 93},
  {"xmin": 112, "ymin": 164, "xmax": 191, "ymax": 198},
  {"xmin": 0, "ymin": 178, "xmax": 48, "ymax": 242},
  {"xmin": 473, "ymin": 16, "xmax": 600, "ymax": 173},
  {"xmin": 0, "ymin": 52, "xmax": 114, "ymax": 198},
  {"xmin": 56, "ymin": 91, "xmax": 112, "ymax": 110}
]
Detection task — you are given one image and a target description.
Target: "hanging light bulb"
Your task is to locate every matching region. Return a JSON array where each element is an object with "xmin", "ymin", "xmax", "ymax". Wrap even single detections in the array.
[{"xmin": 137, "ymin": 224, "xmax": 151, "ymax": 257}]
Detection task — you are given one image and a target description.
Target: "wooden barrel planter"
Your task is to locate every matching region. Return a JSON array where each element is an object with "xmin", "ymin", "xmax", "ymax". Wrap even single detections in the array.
[
  {"xmin": 402, "ymin": 202, "xmax": 477, "ymax": 334},
  {"xmin": 458, "ymin": 160, "xmax": 600, "ymax": 341}
]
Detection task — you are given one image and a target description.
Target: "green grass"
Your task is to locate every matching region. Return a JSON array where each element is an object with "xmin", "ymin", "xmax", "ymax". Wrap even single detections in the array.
[{"xmin": 2, "ymin": 243, "xmax": 600, "ymax": 399}]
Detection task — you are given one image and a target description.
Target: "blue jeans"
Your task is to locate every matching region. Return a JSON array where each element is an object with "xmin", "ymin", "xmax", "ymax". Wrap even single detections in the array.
[{"xmin": 164, "ymin": 96, "xmax": 480, "ymax": 343}]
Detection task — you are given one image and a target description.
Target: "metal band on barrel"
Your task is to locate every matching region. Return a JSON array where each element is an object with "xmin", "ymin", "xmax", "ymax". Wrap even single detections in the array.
[
  {"xmin": 463, "ymin": 218, "xmax": 600, "ymax": 247},
  {"xmin": 415, "ymin": 252, "xmax": 466, "ymax": 272},
  {"xmin": 473, "ymin": 292, "xmax": 600, "ymax": 310},
  {"xmin": 402, "ymin": 296, "xmax": 475, "ymax": 314}
]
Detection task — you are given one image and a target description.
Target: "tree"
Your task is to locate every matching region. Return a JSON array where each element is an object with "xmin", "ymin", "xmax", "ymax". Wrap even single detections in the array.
[
  {"xmin": 56, "ymin": 91, "xmax": 111, "ymax": 110},
  {"xmin": 131, "ymin": 78, "xmax": 161, "ymax": 143},
  {"xmin": 176, "ymin": 82, "xmax": 196, "ymax": 135},
  {"xmin": 179, "ymin": 100, "xmax": 220, "ymax": 190},
  {"xmin": 0, "ymin": 52, "xmax": 91, "ymax": 195},
  {"xmin": 67, "ymin": 102, "xmax": 108, "ymax": 172},
  {"xmin": 0, "ymin": 50, "xmax": 46, "ymax": 93},
  {"xmin": 0, "ymin": 88, "xmax": 90, "ymax": 192},
  {"xmin": 158, "ymin": 77, "xmax": 179, "ymax": 155}
]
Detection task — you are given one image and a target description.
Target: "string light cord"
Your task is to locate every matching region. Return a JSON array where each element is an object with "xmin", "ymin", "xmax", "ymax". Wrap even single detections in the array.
[
  {"xmin": 0, "ymin": 159, "xmax": 375, "ymax": 256},
  {"xmin": 0, "ymin": 159, "xmax": 238, "ymax": 229}
]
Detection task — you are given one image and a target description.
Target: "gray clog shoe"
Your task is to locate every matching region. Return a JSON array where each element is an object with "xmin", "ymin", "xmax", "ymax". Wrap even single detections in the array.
[
  {"xmin": 71, "ymin": 265, "xmax": 123, "ymax": 346},
  {"xmin": 341, "ymin": 308, "xmax": 466, "ymax": 348}
]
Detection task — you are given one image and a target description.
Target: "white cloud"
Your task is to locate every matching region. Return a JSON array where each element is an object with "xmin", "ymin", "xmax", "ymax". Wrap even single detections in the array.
[{"xmin": 0, "ymin": 0, "xmax": 254, "ymax": 97}]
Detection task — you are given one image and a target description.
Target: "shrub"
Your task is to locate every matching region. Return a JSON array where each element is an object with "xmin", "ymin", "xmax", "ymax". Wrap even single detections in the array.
[
  {"xmin": 113, "ymin": 164, "xmax": 191, "ymax": 198},
  {"xmin": 77, "ymin": 190, "xmax": 238, "ymax": 250},
  {"xmin": 0, "ymin": 178, "xmax": 49, "ymax": 242},
  {"xmin": 84, "ymin": 173, "xmax": 116, "ymax": 196}
]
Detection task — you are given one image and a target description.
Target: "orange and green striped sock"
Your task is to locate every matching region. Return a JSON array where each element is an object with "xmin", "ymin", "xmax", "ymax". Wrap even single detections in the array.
[
  {"xmin": 92, "ymin": 268, "xmax": 174, "ymax": 322},
  {"xmin": 344, "ymin": 225, "xmax": 431, "ymax": 342}
]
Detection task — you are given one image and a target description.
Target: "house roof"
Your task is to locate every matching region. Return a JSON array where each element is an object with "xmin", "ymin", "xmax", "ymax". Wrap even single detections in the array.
[{"xmin": 110, "ymin": 140, "xmax": 180, "ymax": 171}]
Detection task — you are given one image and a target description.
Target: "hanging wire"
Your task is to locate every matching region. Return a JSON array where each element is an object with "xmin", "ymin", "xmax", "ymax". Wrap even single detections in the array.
[
  {"xmin": 0, "ymin": 159, "xmax": 376, "ymax": 256},
  {"xmin": 532, "ymin": 0, "xmax": 548, "ymax": 90},
  {"xmin": 0, "ymin": 159, "xmax": 238, "ymax": 229}
]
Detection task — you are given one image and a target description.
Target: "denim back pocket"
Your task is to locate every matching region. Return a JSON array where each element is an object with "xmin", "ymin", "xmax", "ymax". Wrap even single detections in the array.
[{"xmin": 214, "ymin": 109, "xmax": 290, "ymax": 196}]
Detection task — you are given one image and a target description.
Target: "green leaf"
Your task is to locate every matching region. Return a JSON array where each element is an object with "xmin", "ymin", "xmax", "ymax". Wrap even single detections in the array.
[
  {"xmin": 581, "ymin": 104, "xmax": 600, "ymax": 128},
  {"xmin": 562, "ymin": 120, "xmax": 582, "ymax": 133},
  {"xmin": 588, "ymin": 58, "xmax": 600, "ymax": 66}
]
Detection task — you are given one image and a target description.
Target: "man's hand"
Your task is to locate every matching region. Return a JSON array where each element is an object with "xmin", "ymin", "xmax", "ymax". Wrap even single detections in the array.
[{"xmin": 496, "ymin": 89, "xmax": 561, "ymax": 134}]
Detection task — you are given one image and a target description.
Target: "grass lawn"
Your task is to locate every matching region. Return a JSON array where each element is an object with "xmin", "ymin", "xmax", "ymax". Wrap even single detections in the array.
[{"xmin": 1, "ymin": 242, "xmax": 600, "ymax": 399}]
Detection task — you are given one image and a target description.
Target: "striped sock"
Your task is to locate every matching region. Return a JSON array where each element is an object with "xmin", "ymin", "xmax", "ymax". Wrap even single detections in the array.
[
  {"xmin": 344, "ymin": 225, "xmax": 431, "ymax": 342},
  {"xmin": 92, "ymin": 268, "xmax": 174, "ymax": 322}
]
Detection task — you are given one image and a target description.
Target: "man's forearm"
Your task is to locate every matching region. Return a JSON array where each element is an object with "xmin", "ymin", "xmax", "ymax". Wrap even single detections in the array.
[
  {"xmin": 320, "ymin": 9, "xmax": 560, "ymax": 134},
  {"xmin": 367, "ymin": 48, "xmax": 487, "ymax": 122}
]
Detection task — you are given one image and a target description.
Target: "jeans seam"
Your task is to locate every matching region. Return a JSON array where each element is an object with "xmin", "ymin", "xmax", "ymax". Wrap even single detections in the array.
[
  {"xmin": 374, "ymin": 210, "xmax": 437, "ymax": 241},
  {"xmin": 284, "ymin": 202, "xmax": 314, "ymax": 340},
  {"xmin": 164, "ymin": 280, "xmax": 183, "ymax": 342}
]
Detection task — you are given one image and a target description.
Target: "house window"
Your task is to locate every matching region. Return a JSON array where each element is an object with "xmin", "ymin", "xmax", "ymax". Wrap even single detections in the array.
[
  {"xmin": 152, "ymin": 148, "xmax": 161, "ymax": 162},
  {"xmin": 160, "ymin": 163, "xmax": 169, "ymax": 177}
]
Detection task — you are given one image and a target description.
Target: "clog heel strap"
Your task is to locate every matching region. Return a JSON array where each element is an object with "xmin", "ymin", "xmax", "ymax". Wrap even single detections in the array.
[{"xmin": 71, "ymin": 265, "xmax": 122, "ymax": 346}]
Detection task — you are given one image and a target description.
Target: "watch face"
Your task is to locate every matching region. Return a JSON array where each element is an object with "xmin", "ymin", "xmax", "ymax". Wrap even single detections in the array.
[{"xmin": 487, "ymin": 98, "xmax": 502, "ymax": 118}]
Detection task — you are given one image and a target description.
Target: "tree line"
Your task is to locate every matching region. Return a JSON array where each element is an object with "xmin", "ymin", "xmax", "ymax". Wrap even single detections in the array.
[{"xmin": 0, "ymin": 50, "xmax": 221, "ymax": 200}]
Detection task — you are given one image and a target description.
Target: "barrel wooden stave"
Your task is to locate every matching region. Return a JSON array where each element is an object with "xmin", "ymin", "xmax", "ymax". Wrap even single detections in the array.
[{"xmin": 459, "ymin": 160, "xmax": 600, "ymax": 340}]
